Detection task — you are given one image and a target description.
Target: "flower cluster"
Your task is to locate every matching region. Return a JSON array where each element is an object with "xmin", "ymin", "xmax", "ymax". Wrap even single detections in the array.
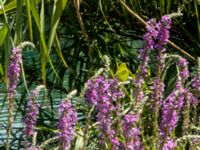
[
  {"xmin": 24, "ymin": 86, "xmax": 44, "ymax": 138},
  {"xmin": 136, "ymin": 19, "xmax": 158, "ymax": 85},
  {"xmin": 159, "ymin": 79, "xmax": 184, "ymax": 149},
  {"xmin": 85, "ymin": 75, "xmax": 124, "ymax": 149},
  {"xmin": 152, "ymin": 80, "xmax": 165, "ymax": 104},
  {"xmin": 162, "ymin": 137, "xmax": 176, "ymax": 150},
  {"xmin": 152, "ymin": 15, "xmax": 171, "ymax": 101},
  {"xmin": 24, "ymin": 90, "xmax": 40, "ymax": 137},
  {"xmin": 155, "ymin": 15, "xmax": 172, "ymax": 49},
  {"xmin": 191, "ymin": 75, "xmax": 200, "ymax": 91},
  {"xmin": 85, "ymin": 76, "xmax": 124, "ymax": 106},
  {"xmin": 122, "ymin": 113, "xmax": 142, "ymax": 150},
  {"xmin": 8, "ymin": 47, "xmax": 22, "ymax": 98},
  {"xmin": 192, "ymin": 58, "xmax": 200, "ymax": 90},
  {"xmin": 183, "ymin": 88, "xmax": 198, "ymax": 105},
  {"xmin": 57, "ymin": 100, "xmax": 77, "ymax": 150},
  {"xmin": 177, "ymin": 57, "xmax": 198, "ymax": 104},
  {"xmin": 178, "ymin": 58, "xmax": 189, "ymax": 81}
]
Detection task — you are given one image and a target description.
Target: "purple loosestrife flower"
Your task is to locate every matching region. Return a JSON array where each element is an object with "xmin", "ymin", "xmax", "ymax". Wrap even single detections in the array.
[
  {"xmin": 160, "ymin": 78, "xmax": 184, "ymax": 149},
  {"xmin": 178, "ymin": 58, "xmax": 189, "ymax": 81},
  {"xmin": 8, "ymin": 47, "xmax": 22, "ymax": 98},
  {"xmin": 191, "ymin": 75, "xmax": 200, "ymax": 91},
  {"xmin": 183, "ymin": 88, "xmax": 198, "ymax": 105},
  {"xmin": 122, "ymin": 113, "xmax": 143, "ymax": 150},
  {"xmin": 152, "ymin": 16, "xmax": 171, "ymax": 143},
  {"xmin": 192, "ymin": 58, "xmax": 200, "ymax": 91},
  {"xmin": 138, "ymin": 19, "xmax": 158, "ymax": 77},
  {"xmin": 154, "ymin": 15, "xmax": 171, "ymax": 78},
  {"xmin": 24, "ymin": 89, "xmax": 41, "ymax": 137},
  {"xmin": 152, "ymin": 15, "xmax": 171, "ymax": 104},
  {"xmin": 85, "ymin": 75, "xmax": 124, "ymax": 149},
  {"xmin": 155, "ymin": 15, "xmax": 171, "ymax": 49},
  {"xmin": 134, "ymin": 19, "xmax": 158, "ymax": 102},
  {"xmin": 58, "ymin": 100, "xmax": 77, "ymax": 150},
  {"xmin": 162, "ymin": 138, "xmax": 176, "ymax": 150},
  {"xmin": 152, "ymin": 80, "xmax": 165, "ymax": 104}
]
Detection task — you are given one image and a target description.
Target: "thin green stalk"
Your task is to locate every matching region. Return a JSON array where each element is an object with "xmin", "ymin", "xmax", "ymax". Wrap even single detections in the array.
[
  {"xmin": 20, "ymin": 61, "xmax": 30, "ymax": 95},
  {"xmin": 159, "ymin": 0, "xmax": 165, "ymax": 15}
]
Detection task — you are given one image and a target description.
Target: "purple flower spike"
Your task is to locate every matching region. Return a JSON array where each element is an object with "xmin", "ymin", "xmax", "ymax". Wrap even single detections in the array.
[
  {"xmin": 24, "ymin": 86, "xmax": 43, "ymax": 138},
  {"xmin": 138, "ymin": 19, "xmax": 158, "ymax": 77},
  {"xmin": 155, "ymin": 16, "xmax": 171, "ymax": 49},
  {"xmin": 191, "ymin": 75, "xmax": 200, "ymax": 91},
  {"xmin": 24, "ymin": 100, "xmax": 39, "ymax": 136},
  {"xmin": 8, "ymin": 47, "xmax": 22, "ymax": 98},
  {"xmin": 122, "ymin": 113, "xmax": 142, "ymax": 150},
  {"xmin": 24, "ymin": 90, "xmax": 41, "ymax": 137},
  {"xmin": 162, "ymin": 137, "xmax": 176, "ymax": 150},
  {"xmin": 85, "ymin": 75, "xmax": 124, "ymax": 149},
  {"xmin": 58, "ymin": 100, "xmax": 77, "ymax": 150},
  {"xmin": 178, "ymin": 58, "xmax": 189, "ymax": 81},
  {"xmin": 159, "ymin": 78, "xmax": 185, "ymax": 149}
]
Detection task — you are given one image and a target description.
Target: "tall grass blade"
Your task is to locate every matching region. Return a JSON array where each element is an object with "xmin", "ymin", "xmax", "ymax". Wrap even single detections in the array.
[
  {"xmin": 194, "ymin": 0, "xmax": 200, "ymax": 42},
  {"xmin": 159, "ymin": 0, "xmax": 165, "ymax": 15},
  {"xmin": 14, "ymin": 0, "xmax": 23, "ymax": 45},
  {"xmin": 25, "ymin": 0, "xmax": 33, "ymax": 42},
  {"xmin": 167, "ymin": 0, "xmax": 171, "ymax": 14},
  {"xmin": 47, "ymin": 0, "xmax": 68, "ymax": 53},
  {"xmin": 30, "ymin": 0, "xmax": 60, "ymax": 85}
]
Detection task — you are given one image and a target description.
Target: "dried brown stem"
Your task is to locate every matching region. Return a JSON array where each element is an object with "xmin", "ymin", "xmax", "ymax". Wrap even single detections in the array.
[{"xmin": 73, "ymin": 0, "xmax": 92, "ymax": 55}]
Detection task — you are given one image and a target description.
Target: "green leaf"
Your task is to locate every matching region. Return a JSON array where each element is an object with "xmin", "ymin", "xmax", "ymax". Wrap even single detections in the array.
[
  {"xmin": 0, "ymin": 64, "xmax": 4, "ymax": 76},
  {"xmin": 74, "ymin": 127, "xmax": 84, "ymax": 150},
  {"xmin": 14, "ymin": 0, "xmax": 23, "ymax": 45},
  {"xmin": 0, "ymin": 24, "xmax": 8, "ymax": 46},
  {"xmin": 0, "ymin": 0, "xmax": 41, "ymax": 14},
  {"xmin": 115, "ymin": 63, "xmax": 129, "ymax": 81},
  {"xmin": 0, "ymin": 0, "xmax": 17, "ymax": 14},
  {"xmin": 54, "ymin": 34, "xmax": 68, "ymax": 67}
]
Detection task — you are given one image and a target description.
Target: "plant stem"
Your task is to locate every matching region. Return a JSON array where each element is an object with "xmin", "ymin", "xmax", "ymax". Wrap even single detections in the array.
[
  {"xmin": 153, "ymin": 49, "xmax": 164, "ymax": 149},
  {"xmin": 6, "ymin": 97, "xmax": 14, "ymax": 150}
]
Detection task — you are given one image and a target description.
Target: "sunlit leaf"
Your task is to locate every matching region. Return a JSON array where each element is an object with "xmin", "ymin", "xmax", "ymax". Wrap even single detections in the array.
[{"xmin": 115, "ymin": 63, "xmax": 129, "ymax": 81}]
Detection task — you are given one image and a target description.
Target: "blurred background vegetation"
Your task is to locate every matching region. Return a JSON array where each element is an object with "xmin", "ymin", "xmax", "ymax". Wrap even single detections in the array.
[{"xmin": 0, "ymin": 0, "xmax": 200, "ymax": 149}]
